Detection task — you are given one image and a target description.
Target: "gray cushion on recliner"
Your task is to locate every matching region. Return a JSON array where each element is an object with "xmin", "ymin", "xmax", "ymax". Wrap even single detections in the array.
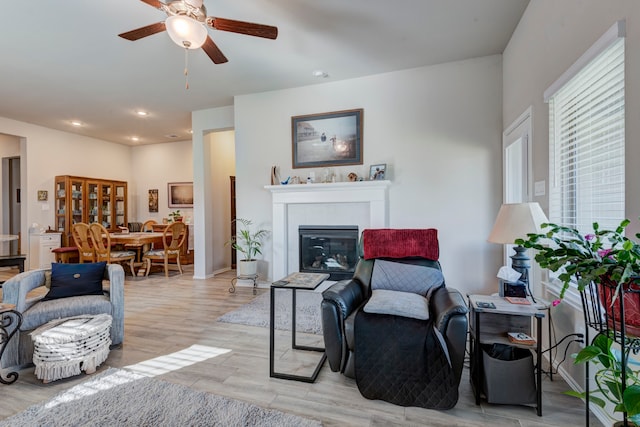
[
  {"xmin": 371, "ymin": 259, "xmax": 444, "ymax": 297},
  {"xmin": 364, "ymin": 289, "xmax": 430, "ymax": 320}
]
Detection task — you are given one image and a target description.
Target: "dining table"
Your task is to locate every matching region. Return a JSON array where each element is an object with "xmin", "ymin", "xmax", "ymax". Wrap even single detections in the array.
[
  {"xmin": 108, "ymin": 232, "xmax": 165, "ymax": 275},
  {"xmin": 108, "ymin": 232, "xmax": 164, "ymax": 247}
]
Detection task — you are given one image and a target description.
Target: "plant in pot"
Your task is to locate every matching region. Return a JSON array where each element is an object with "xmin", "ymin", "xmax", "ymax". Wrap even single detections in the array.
[
  {"xmin": 226, "ymin": 218, "xmax": 269, "ymax": 277},
  {"xmin": 566, "ymin": 333, "xmax": 640, "ymax": 426},
  {"xmin": 517, "ymin": 218, "xmax": 640, "ymax": 424},
  {"xmin": 516, "ymin": 219, "xmax": 640, "ymax": 320},
  {"xmin": 169, "ymin": 210, "xmax": 183, "ymax": 222}
]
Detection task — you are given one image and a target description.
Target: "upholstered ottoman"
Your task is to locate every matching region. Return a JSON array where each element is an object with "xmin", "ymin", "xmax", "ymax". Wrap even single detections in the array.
[{"xmin": 31, "ymin": 314, "xmax": 112, "ymax": 383}]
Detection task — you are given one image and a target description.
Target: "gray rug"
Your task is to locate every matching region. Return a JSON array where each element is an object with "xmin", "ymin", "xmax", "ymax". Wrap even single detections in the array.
[
  {"xmin": 217, "ymin": 288, "xmax": 324, "ymax": 335},
  {"xmin": 0, "ymin": 368, "xmax": 321, "ymax": 426}
]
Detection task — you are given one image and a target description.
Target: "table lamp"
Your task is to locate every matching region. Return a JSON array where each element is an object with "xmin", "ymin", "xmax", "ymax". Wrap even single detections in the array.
[{"xmin": 487, "ymin": 202, "xmax": 549, "ymax": 288}]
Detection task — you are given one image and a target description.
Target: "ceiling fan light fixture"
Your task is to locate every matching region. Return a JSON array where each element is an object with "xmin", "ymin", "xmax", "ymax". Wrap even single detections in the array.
[{"xmin": 165, "ymin": 15, "xmax": 207, "ymax": 49}]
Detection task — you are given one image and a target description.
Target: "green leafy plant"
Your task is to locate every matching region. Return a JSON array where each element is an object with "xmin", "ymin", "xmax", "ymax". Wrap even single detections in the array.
[
  {"xmin": 566, "ymin": 333, "xmax": 640, "ymax": 425},
  {"xmin": 226, "ymin": 218, "xmax": 269, "ymax": 261},
  {"xmin": 516, "ymin": 219, "xmax": 640, "ymax": 304},
  {"xmin": 169, "ymin": 210, "xmax": 182, "ymax": 222}
]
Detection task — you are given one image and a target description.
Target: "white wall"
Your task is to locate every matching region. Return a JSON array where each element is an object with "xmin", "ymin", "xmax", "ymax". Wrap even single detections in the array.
[
  {"xmin": 130, "ymin": 139, "xmax": 194, "ymax": 224},
  {"xmin": 503, "ymin": 1, "xmax": 640, "ymax": 421},
  {"xmin": 205, "ymin": 130, "xmax": 235, "ymax": 271},
  {"xmin": 232, "ymin": 55, "xmax": 504, "ymax": 292},
  {"xmin": 191, "ymin": 106, "xmax": 234, "ymax": 279}
]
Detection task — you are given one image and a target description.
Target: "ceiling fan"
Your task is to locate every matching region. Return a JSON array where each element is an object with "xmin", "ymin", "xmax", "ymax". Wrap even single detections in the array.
[{"xmin": 118, "ymin": 0, "xmax": 278, "ymax": 64}]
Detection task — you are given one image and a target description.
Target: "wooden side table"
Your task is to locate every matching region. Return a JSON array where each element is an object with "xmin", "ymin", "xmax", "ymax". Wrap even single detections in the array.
[
  {"xmin": 0, "ymin": 304, "xmax": 23, "ymax": 385},
  {"xmin": 468, "ymin": 294, "xmax": 547, "ymax": 416}
]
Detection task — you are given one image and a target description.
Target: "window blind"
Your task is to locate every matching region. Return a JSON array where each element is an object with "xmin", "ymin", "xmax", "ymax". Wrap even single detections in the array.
[{"xmin": 548, "ymin": 37, "xmax": 625, "ymax": 234}]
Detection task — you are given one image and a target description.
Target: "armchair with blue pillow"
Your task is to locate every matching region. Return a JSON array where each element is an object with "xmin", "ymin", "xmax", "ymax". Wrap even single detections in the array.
[
  {"xmin": 321, "ymin": 228, "xmax": 468, "ymax": 409},
  {"xmin": 1, "ymin": 262, "xmax": 124, "ymax": 370}
]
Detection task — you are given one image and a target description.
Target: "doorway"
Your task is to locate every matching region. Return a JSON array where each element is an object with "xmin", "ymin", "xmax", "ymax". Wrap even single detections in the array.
[
  {"xmin": 502, "ymin": 108, "xmax": 532, "ymax": 267},
  {"xmin": 1, "ymin": 156, "xmax": 21, "ymax": 255}
]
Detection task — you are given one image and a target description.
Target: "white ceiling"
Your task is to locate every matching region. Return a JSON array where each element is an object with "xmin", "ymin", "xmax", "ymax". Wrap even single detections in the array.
[{"xmin": 0, "ymin": 0, "xmax": 528, "ymax": 145}]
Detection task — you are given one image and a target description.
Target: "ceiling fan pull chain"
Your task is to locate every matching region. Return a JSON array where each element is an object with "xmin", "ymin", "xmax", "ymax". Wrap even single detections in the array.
[{"xmin": 184, "ymin": 48, "xmax": 190, "ymax": 90}]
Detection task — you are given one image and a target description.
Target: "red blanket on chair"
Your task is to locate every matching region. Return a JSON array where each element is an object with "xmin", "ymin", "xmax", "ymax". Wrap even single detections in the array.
[{"xmin": 362, "ymin": 229, "xmax": 439, "ymax": 260}]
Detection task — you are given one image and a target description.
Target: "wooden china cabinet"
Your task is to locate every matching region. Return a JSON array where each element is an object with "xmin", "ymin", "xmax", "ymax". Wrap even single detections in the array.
[{"xmin": 55, "ymin": 175, "xmax": 127, "ymax": 246}]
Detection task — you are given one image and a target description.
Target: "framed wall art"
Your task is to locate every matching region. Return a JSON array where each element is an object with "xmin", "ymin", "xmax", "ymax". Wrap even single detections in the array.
[
  {"xmin": 168, "ymin": 182, "xmax": 193, "ymax": 208},
  {"xmin": 148, "ymin": 189, "xmax": 159, "ymax": 212},
  {"xmin": 37, "ymin": 190, "xmax": 48, "ymax": 201},
  {"xmin": 292, "ymin": 108, "xmax": 363, "ymax": 168}
]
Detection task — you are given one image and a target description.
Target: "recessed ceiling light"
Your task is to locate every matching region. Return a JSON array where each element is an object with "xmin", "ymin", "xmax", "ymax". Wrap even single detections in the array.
[
  {"xmin": 130, "ymin": 136, "xmax": 140, "ymax": 142},
  {"xmin": 70, "ymin": 120, "xmax": 83, "ymax": 127},
  {"xmin": 189, "ymin": 129, "xmax": 194, "ymax": 134},
  {"xmin": 136, "ymin": 110, "xmax": 148, "ymax": 117},
  {"xmin": 312, "ymin": 70, "xmax": 329, "ymax": 78}
]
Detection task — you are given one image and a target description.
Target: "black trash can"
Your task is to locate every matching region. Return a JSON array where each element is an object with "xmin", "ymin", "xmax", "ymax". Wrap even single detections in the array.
[{"xmin": 482, "ymin": 343, "xmax": 536, "ymax": 405}]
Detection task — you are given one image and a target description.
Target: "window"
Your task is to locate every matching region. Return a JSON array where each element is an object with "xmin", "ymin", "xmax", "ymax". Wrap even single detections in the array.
[{"xmin": 545, "ymin": 23, "xmax": 625, "ymax": 235}]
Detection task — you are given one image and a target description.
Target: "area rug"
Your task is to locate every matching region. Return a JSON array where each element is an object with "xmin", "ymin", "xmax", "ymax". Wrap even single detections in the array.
[
  {"xmin": 0, "ymin": 368, "xmax": 321, "ymax": 426},
  {"xmin": 217, "ymin": 288, "xmax": 325, "ymax": 335}
]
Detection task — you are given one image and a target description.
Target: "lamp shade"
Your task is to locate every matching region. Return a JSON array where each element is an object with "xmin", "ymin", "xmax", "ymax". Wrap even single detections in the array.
[
  {"xmin": 165, "ymin": 15, "xmax": 208, "ymax": 49},
  {"xmin": 487, "ymin": 202, "xmax": 549, "ymax": 244}
]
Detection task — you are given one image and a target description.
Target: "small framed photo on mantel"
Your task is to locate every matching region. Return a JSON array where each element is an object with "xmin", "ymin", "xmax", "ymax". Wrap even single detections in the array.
[{"xmin": 369, "ymin": 164, "xmax": 386, "ymax": 181}]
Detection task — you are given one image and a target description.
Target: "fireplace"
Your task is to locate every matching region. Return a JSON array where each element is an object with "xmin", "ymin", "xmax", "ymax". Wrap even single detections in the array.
[{"xmin": 299, "ymin": 225, "xmax": 359, "ymax": 280}]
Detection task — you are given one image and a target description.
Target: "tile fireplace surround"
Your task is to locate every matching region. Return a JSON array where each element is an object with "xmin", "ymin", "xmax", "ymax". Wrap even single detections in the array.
[{"xmin": 265, "ymin": 180, "xmax": 390, "ymax": 280}]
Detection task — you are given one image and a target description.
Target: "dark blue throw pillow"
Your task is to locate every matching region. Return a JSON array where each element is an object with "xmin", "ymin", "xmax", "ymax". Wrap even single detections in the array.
[{"xmin": 43, "ymin": 262, "xmax": 107, "ymax": 301}]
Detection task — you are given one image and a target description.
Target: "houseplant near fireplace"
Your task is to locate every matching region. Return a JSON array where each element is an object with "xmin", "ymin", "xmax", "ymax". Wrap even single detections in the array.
[{"xmin": 227, "ymin": 218, "xmax": 269, "ymax": 277}]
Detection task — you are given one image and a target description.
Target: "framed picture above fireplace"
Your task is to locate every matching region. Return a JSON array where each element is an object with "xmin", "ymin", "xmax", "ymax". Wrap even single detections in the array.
[{"xmin": 291, "ymin": 108, "xmax": 363, "ymax": 168}]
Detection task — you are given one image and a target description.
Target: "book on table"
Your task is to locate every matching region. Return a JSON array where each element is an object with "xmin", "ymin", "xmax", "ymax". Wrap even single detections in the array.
[
  {"xmin": 507, "ymin": 332, "xmax": 536, "ymax": 345},
  {"xmin": 504, "ymin": 296, "xmax": 531, "ymax": 305}
]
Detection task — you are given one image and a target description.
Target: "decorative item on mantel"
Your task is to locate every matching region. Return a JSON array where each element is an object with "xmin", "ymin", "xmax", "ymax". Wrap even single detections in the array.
[{"xmin": 270, "ymin": 166, "xmax": 280, "ymax": 185}]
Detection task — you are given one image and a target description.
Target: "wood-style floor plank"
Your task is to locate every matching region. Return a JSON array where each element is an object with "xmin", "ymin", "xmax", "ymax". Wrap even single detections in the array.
[{"xmin": 0, "ymin": 268, "xmax": 602, "ymax": 426}]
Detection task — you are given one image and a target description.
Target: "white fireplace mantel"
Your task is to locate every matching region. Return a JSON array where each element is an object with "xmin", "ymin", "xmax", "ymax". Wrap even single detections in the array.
[{"xmin": 265, "ymin": 180, "xmax": 390, "ymax": 280}]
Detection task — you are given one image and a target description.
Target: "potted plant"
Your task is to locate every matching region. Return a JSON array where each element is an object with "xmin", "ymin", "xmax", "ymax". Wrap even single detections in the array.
[
  {"xmin": 226, "ymin": 218, "xmax": 269, "ymax": 277},
  {"xmin": 169, "ymin": 210, "xmax": 183, "ymax": 222},
  {"xmin": 517, "ymin": 219, "xmax": 640, "ymax": 424},
  {"xmin": 516, "ymin": 219, "xmax": 640, "ymax": 306},
  {"xmin": 566, "ymin": 333, "xmax": 640, "ymax": 426}
]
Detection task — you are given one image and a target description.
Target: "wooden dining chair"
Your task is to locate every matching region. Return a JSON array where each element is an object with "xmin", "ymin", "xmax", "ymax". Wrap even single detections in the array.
[
  {"xmin": 142, "ymin": 219, "xmax": 157, "ymax": 232},
  {"xmin": 71, "ymin": 222, "xmax": 95, "ymax": 263},
  {"xmin": 142, "ymin": 222, "xmax": 186, "ymax": 277},
  {"xmin": 89, "ymin": 223, "xmax": 136, "ymax": 276}
]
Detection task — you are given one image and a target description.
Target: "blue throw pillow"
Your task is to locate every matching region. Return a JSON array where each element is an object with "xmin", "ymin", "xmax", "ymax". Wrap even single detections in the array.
[{"xmin": 43, "ymin": 262, "xmax": 107, "ymax": 301}]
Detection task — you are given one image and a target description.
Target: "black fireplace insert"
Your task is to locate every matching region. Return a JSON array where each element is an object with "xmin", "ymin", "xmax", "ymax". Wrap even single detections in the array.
[{"xmin": 299, "ymin": 225, "xmax": 359, "ymax": 281}]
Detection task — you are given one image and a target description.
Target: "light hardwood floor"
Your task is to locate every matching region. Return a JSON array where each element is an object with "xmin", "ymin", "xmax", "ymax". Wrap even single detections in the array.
[{"xmin": 0, "ymin": 266, "xmax": 602, "ymax": 426}]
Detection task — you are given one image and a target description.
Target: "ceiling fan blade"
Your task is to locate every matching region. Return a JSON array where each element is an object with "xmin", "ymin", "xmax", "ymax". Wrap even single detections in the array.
[
  {"xmin": 202, "ymin": 36, "xmax": 229, "ymax": 64},
  {"xmin": 118, "ymin": 22, "xmax": 166, "ymax": 41},
  {"xmin": 140, "ymin": 0, "xmax": 164, "ymax": 9},
  {"xmin": 207, "ymin": 17, "xmax": 278, "ymax": 40}
]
